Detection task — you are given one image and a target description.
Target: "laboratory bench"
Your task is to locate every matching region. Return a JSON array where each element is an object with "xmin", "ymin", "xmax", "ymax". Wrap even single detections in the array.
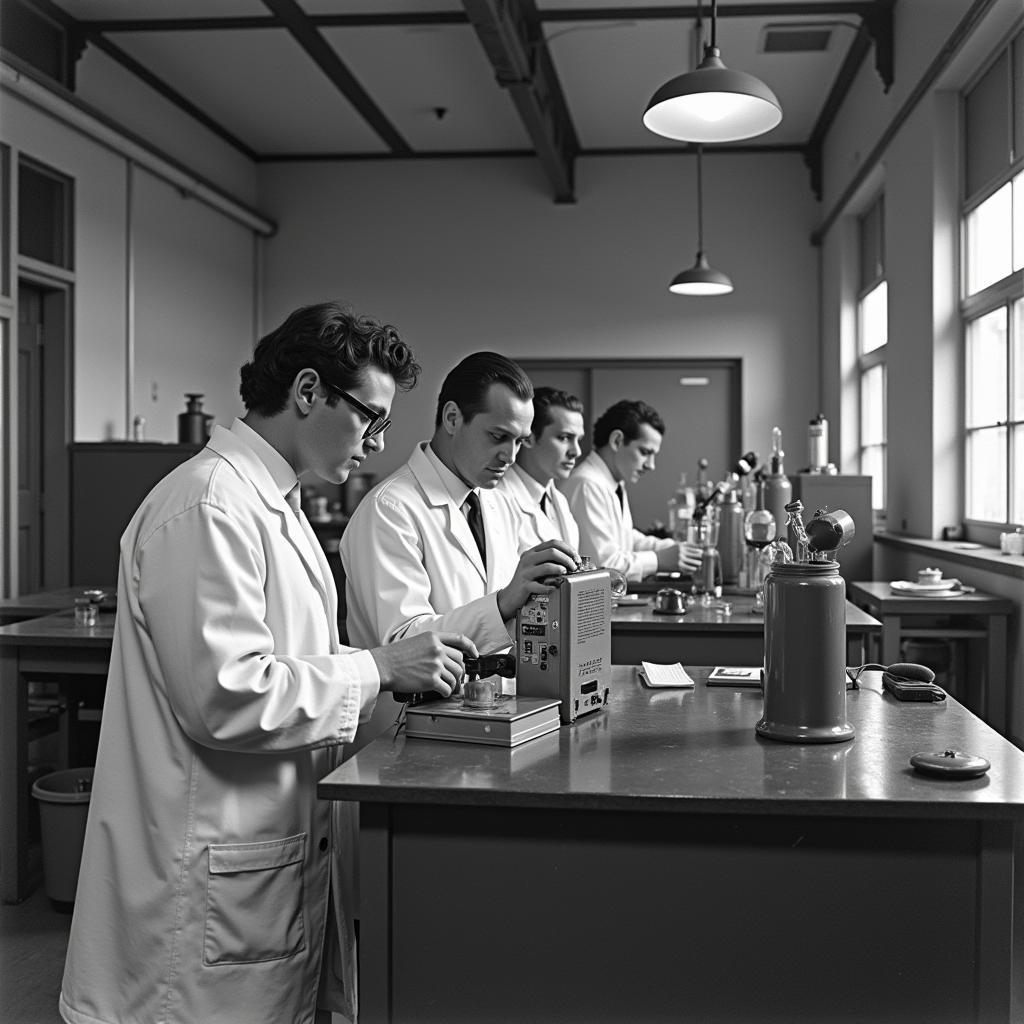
[
  {"xmin": 849, "ymin": 581, "xmax": 1012, "ymax": 735},
  {"xmin": 0, "ymin": 609, "xmax": 115, "ymax": 902},
  {"xmin": 320, "ymin": 665, "xmax": 1024, "ymax": 1024},
  {"xmin": 611, "ymin": 595, "xmax": 879, "ymax": 666}
]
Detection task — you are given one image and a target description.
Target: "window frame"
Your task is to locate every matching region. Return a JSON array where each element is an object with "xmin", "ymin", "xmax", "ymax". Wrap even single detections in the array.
[
  {"xmin": 856, "ymin": 195, "xmax": 888, "ymax": 520},
  {"xmin": 960, "ymin": 27, "xmax": 1024, "ymax": 545}
]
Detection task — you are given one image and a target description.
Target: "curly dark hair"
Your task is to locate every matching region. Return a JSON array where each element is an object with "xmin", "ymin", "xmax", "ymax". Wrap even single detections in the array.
[
  {"xmin": 592, "ymin": 399, "xmax": 665, "ymax": 448},
  {"xmin": 434, "ymin": 352, "xmax": 533, "ymax": 427},
  {"xmin": 239, "ymin": 302, "xmax": 420, "ymax": 416}
]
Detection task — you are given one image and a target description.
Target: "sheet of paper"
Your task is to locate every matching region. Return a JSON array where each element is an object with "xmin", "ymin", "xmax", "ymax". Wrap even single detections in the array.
[{"xmin": 638, "ymin": 662, "xmax": 695, "ymax": 688}]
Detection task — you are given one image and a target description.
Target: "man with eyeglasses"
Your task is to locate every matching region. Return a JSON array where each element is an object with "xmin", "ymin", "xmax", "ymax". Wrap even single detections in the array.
[
  {"xmin": 340, "ymin": 351, "xmax": 580, "ymax": 674},
  {"xmin": 561, "ymin": 399, "xmax": 702, "ymax": 582},
  {"xmin": 60, "ymin": 303, "xmax": 475, "ymax": 1024}
]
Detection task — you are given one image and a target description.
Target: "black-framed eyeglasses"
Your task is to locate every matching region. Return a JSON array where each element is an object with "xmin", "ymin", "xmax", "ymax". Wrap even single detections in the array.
[{"xmin": 322, "ymin": 382, "xmax": 391, "ymax": 439}]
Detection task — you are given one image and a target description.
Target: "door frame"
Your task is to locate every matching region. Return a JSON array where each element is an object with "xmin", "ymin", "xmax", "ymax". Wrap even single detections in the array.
[
  {"xmin": 16, "ymin": 268, "xmax": 73, "ymax": 592},
  {"xmin": 513, "ymin": 356, "xmax": 743, "ymax": 458}
]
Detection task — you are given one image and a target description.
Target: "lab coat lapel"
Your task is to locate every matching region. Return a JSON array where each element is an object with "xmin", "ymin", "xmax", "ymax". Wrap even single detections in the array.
[
  {"xmin": 505, "ymin": 466, "xmax": 546, "ymax": 538},
  {"xmin": 408, "ymin": 444, "xmax": 487, "ymax": 584},
  {"xmin": 207, "ymin": 429, "xmax": 338, "ymax": 645}
]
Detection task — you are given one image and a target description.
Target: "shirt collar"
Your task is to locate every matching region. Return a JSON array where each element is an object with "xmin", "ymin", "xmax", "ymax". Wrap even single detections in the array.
[
  {"xmin": 511, "ymin": 463, "xmax": 548, "ymax": 504},
  {"xmin": 231, "ymin": 418, "xmax": 299, "ymax": 501},
  {"xmin": 585, "ymin": 450, "xmax": 620, "ymax": 493},
  {"xmin": 424, "ymin": 441, "xmax": 475, "ymax": 506}
]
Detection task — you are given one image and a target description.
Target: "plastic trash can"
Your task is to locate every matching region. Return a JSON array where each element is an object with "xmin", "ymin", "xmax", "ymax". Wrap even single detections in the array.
[{"xmin": 31, "ymin": 766, "xmax": 94, "ymax": 907}]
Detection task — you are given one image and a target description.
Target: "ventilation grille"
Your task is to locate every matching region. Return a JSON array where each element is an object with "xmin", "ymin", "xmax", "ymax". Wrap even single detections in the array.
[{"xmin": 760, "ymin": 24, "xmax": 833, "ymax": 53}]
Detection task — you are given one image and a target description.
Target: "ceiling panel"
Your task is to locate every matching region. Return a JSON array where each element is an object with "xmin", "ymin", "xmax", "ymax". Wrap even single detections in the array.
[
  {"xmin": 326, "ymin": 24, "xmax": 531, "ymax": 151},
  {"xmin": 9, "ymin": 0, "xmax": 890, "ymax": 196},
  {"xmin": 107, "ymin": 28, "xmax": 389, "ymax": 153},
  {"xmin": 301, "ymin": 0, "xmax": 464, "ymax": 12},
  {"xmin": 52, "ymin": 0, "xmax": 267, "ymax": 19}
]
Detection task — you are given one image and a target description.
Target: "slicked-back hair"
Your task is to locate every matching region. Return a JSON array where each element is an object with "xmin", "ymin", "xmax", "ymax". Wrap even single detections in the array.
[
  {"xmin": 592, "ymin": 399, "xmax": 666, "ymax": 448},
  {"xmin": 434, "ymin": 352, "xmax": 533, "ymax": 427},
  {"xmin": 239, "ymin": 302, "xmax": 420, "ymax": 416},
  {"xmin": 531, "ymin": 386, "xmax": 584, "ymax": 439}
]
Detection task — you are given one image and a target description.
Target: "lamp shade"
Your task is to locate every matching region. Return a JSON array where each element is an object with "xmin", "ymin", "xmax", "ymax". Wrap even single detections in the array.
[
  {"xmin": 669, "ymin": 253, "xmax": 734, "ymax": 296},
  {"xmin": 644, "ymin": 47, "xmax": 782, "ymax": 143}
]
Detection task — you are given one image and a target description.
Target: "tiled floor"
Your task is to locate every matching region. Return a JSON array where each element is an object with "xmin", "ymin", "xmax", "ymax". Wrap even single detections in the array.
[{"xmin": 0, "ymin": 887, "xmax": 69, "ymax": 1024}]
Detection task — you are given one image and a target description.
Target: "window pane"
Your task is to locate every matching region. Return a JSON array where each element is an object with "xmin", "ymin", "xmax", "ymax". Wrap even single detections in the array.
[
  {"xmin": 859, "ymin": 281, "xmax": 887, "ymax": 355},
  {"xmin": 18, "ymin": 159, "xmax": 72, "ymax": 268},
  {"xmin": 966, "ymin": 182, "xmax": 1013, "ymax": 294},
  {"xmin": 861, "ymin": 364, "xmax": 885, "ymax": 445},
  {"xmin": 966, "ymin": 309, "xmax": 1007, "ymax": 427},
  {"xmin": 1014, "ymin": 31, "xmax": 1024, "ymax": 175},
  {"xmin": 966, "ymin": 427, "xmax": 1007, "ymax": 521},
  {"xmin": 1014, "ymin": 426, "xmax": 1024, "ymax": 525},
  {"xmin": 1014, "ymin": 297, "xmax": 1024, "ymax": 423},
  {"xmin": 861, "ymin": 444, "xmax": 886, "ymax": 511},
  {"xmin": 1015, "ymin": 170, "xmax": 1024, "ymax": 273},
  {"xmin": 965, "ymin": 50, "xmax": 1010, "ymax": 200},
  {"xmin": 858, "ymin": 196, "xmax": 884, "ymax": 291}
]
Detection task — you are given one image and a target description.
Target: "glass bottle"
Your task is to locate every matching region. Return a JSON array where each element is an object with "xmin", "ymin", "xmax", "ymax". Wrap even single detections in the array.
[{"xmin": 783, "ymin": 499, "xmax": 810, "ymax": 563}]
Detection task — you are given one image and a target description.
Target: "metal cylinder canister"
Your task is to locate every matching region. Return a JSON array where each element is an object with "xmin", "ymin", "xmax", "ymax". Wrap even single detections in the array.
[
  {"xmin": 717, "ymin": 489, "xmax": 745, "ymax": 586},
  {"xmin": 756, "ymin": 560, "xmax": 854, "ymax": 743}
]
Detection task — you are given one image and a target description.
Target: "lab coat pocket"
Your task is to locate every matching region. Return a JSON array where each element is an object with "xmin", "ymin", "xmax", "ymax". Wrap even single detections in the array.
[{"xmin": 204, "ymin": 833, "xmax": 307, "ymax": 966}]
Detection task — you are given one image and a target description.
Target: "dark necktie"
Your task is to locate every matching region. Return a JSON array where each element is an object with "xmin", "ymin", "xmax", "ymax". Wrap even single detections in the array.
[
  {"xmin": 616, "ymin": 483, "xmax": 625, "ymax": 511},
  {"xmin": 463, "ymin": 491, "xmax": 487, "ymax": 567},
  {"xmin": 540, "ymin": 490, "xmax": 551, "ymax": 516}
]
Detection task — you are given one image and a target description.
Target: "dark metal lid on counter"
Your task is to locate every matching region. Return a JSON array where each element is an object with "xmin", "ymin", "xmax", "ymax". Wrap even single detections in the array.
[{"xmin": 910, "ymin": 749, "xmax": 991, "ymax": 779}]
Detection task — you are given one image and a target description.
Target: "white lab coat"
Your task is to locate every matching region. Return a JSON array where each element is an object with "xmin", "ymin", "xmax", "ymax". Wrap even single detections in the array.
[
  {"xmin": 60, "ymin": 424, "xmax": 378, "ymax": 1024},
  {"xmin": 497, "ymin": 463, "xmax": 580, "ymax": 551},
  {"xmin": 340, "ymin": 442, "xmax": 525, "ymax": 655},
  {"xmin": 559, "ymin": 451, "xmax": 673, "ymax": 581}
]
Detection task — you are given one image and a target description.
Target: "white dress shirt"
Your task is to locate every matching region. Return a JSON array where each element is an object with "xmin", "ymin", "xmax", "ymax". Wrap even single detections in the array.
[
  {"xmin": 558, "ymin": 450, "xmax": 673, "ymax": 581},
  {"xmin": 498, "ymin": 463, "xmax": 580, "ymax": 550}
]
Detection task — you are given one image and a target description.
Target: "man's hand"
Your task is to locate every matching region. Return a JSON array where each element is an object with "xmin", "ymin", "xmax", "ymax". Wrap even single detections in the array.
[
  {"xmin": 496, "ymin": 539, "xmax": 580, "ymax": 621},
  {"xmin": 677, "ymin": 542, "xmax": 702, "ymax": 573},
  {"xmin": 370, "ymin": 632, "xmax": 478, "ymax": 699},
  {"xmin": 655, "ymin": 541, "xmax": 702, "ymax": 573}
]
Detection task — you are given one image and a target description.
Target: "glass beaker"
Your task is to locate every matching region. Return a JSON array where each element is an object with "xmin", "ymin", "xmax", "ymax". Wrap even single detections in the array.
[
  {"xmin": 743, "ymin": 507, "xmax": 776, "ymax": 607},
  {"xmin": 690, "ymin": 508, "xmax": 722, "ymax": 603}
]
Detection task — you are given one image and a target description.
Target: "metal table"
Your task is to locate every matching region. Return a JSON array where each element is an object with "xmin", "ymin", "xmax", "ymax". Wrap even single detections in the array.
[
  {"xmin": 321, "ymin": 665, "xmax": 1024, "ymax": 1024},
  {"xmin": 0, "ymin": 610, "xmax": 115, "ymax": 903},
  {"xmin": 849, "ymin": 580, "xmax": 1012, "ymax": 734}
]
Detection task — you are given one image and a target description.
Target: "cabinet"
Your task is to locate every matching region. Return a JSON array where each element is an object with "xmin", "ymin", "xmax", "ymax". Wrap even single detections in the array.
[
  {"xmin": 70, "ymin": 443, "xmax": 200, "ymax": 584},
  {"xmin": 790, "ymin": 473, "xmax": 873, "ymax": 589}
]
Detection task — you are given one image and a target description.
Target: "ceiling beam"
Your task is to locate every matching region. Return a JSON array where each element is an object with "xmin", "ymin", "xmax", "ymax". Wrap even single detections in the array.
[
  {"xmin": 258, "ymin": 0, "xmax": 411, "ymax": 155},
  {"xmin": 803, "ymin": 19, "xmax": 873, "ymax": 199},
  {"xmin": 462, "ymin": 0, "xmax": 579, "ymax": 203}
]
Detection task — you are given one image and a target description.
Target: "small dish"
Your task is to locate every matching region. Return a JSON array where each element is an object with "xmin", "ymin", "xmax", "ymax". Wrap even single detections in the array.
[
  {"xmin": 890, "ymin": 578, "xmax": 958, "ymax": 593},
  {"xmin": 613, "ymin": 594, "xmax": 648, "ymax": 606}
]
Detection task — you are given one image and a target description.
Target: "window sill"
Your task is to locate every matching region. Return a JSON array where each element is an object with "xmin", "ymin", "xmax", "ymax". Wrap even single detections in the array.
[{"xmin": 874, "ymin": 532, "xmax": 1024, "ymax": 580}]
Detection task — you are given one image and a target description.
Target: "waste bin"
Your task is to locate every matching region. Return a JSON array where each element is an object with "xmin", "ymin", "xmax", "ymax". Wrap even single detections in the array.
[{"xmin": 31, "ymin": 766, "xmax": 94, "ymax": 908}]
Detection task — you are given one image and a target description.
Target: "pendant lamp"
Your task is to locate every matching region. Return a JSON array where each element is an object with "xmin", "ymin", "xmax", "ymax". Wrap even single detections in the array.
[
  {"xmin": 670, "ymin": 145, "xmax": 733, "ymax": 296},
  {"xmin": 644, "ymin": 0, "xmax": 782, "ymax": 143}
]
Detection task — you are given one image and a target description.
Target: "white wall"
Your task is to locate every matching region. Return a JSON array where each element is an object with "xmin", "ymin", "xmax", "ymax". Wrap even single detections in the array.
[
  {"xmin": 75, "ymin": 43, "xmax": 258, "ymax": 207},
  {"xmin": 0, "ymin": 81, "xmax": 260, "ymax": 443},
  {"xmin": 3, "ymin": 88, "xmax": 128, "ymax": 440},
  {"xmin": 257, "ymin": 152, "xmax": 821, "ymax": 484}
]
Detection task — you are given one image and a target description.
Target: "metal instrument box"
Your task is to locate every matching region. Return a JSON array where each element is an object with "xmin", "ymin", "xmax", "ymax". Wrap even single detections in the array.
[{"xmin": 515, "ymin": 568, "xmax": 613, "ymax": 724}]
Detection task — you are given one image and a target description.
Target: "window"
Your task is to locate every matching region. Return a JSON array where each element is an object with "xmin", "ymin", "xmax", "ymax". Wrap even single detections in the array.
[
  {"xmin": 17, "ymin": 156, "xmax": 73, "ymax": 270},
  {"xmin": 961, "ymin": 28, "xmax": 1024, "ymax": 534},
  {"xmin": 857, "ymin": 195, "xmax": 887, "ymax": 515}
]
